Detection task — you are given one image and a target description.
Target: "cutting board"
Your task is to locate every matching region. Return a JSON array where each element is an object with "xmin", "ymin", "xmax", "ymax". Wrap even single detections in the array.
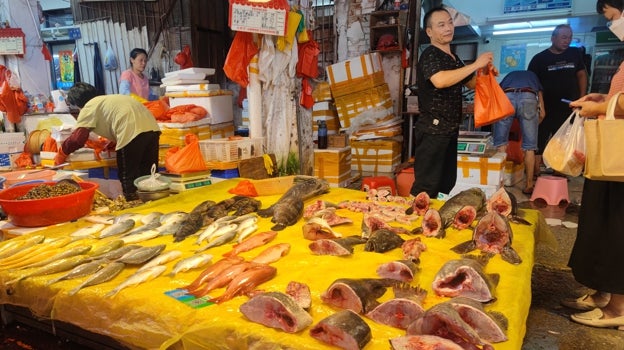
[{"xmin": 237, "ymin": 154, "xmax": 277, "ymax": 179}]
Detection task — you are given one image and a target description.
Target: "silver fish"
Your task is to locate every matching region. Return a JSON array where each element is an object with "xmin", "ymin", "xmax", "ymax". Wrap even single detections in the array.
[
  {"xmin": 92, "ymin": 245, "xmax": 142, "ymax": 261},
  {"xmin": 195, "ymin": 226, "xmax": 238, "ymax": 253},
  {"xmin": 7, "ymin": 255, "xmax": 89, "ymax": 285},
  {"xmin": 237, "ymin": 224, "xmax": 259, "ymax": 243},
  {"xmin": 114, "ymin": 213, "xmax": 144, "ymax": 224},
  {"xmin": 0, "ymin": 235, "xmax": 46, "ymax": 259},
  {"xmin": 124, "ymin": 217, "xmax": 162, "ymax": 236},
  {"xmin": 159, "ymin": 211, "xmax": 189, "ymax": 225},
  {"xmin": 117, "ymin": 244, "xmax": 166, "ymax": 265},
  {"xmin": 106, "ymin": 265, "xmax": 167, "ymax": 297},
  {"xmin": 19, "ymin": 245, "xmax": 92, "ymax": 270},
  {"xmin": 229, "ymin": 213, "xmax": 259, "ymax": 224},
  {"xmin": 121, "ymin": 229, "xmax": 160, "ymax": 244},
  {"xmin": 46, "ymin": 260, "xmax": 107, "ymax": 285},
  {"xmin": 194, "ymin": 221, "xmax": 222, "ymax": 245},
  {"xmin": 70, "ymin": 224, "xmax": 106, "ymax": 238},
  {"xmin": 136, "ymin": 250, "xmax": 182, "ymax": 273},
  {"xmin": 99, "ymin": 219, "xmax": 136, "ymax": 238},
  {"xmin": 88, "ymin": 240, "xmax": 125, "ymax": 258},
  {"xmin": 141, "ymin": 212, "xmax": 163, "ymax": 225},
  {"xmin": 68, "ymin": 261, "xmax": 126, "ymax": 296},
  {"xmin": 84, "ymin": 214, "xmax": 116, "ymax": 225},
  {"xmin": 169, "ymin": 254, "xmax": 213, "ymax": 277},
  {"xmin": 205, "ymin": 223, "xmax": 238, "ymax": 242}
]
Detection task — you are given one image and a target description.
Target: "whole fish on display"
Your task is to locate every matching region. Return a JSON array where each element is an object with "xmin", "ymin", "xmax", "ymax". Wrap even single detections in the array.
[
  {"xmin": 210, "ymin": 264, "xmax": 277, "ymax": 304},
  {"xmin": 223, "ymin": 230, "xmax": 277, "ymax": 257},
  {"xmin": 116, "ymin": 244, "xmax": 166, "ymax": 265},
  {"xmin": 98, "ymin": 219, "xmax": 135, "ymax": 238},
  {"xmin": 308, "ymin": 236, "xmax": 367, "ymax": 256},
  {"xmin": 68, "ymin": 261, "xmax": 126, "ymax": 296},
  {"xmin": 228, "ymin": 196, "xmax": 262, "ymax": 216},
  {"xmin": 183, "ymin": 256, "xmax": 245, "ymax": 293},
  {"xmin": 46, "ymin": 259, "xmax": 106, "ymax": 286},
  {"xmin": 172, "ymin": 200, "xmax": 216, "ymax": 242},
  {"xmin": 250, "ymin": 243, "xmax": 291, "ymax": 264},
  {"xmin": 451, "ymin": 211, "xmax": 523, "ymax": 265},
  {"xmin": 309, "ymin": 310, "xmax": 372, "ymax": 350},
  {"xmin": 106, "ymin": 265, "xmax": 167, "ymax": 297},
  {"xmin": 169, "ymin": 254, "xmax": 213, "ymax": 277},
  {"xmin": 240, "ymin": 291, "xmax": 313, "ymax": 333},
  {"xmin": 6, "ymin": 255, "xmax": 89, "ymax": 285},
  {"xmin": 257, "ymin": 176, "xmax": 330, "ymax": 231},
  {"xmin": 136, "ymin": 250, "xmax": 182, "ymax": 273}
]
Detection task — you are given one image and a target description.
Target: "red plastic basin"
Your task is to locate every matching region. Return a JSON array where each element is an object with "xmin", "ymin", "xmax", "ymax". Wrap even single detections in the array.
[{"xmin": 0, "ymin": 181, "xmax": 99, "ymax": 227}]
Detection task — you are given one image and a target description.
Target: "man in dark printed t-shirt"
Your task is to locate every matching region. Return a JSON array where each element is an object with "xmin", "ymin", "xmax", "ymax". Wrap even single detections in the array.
[{"xmin": 410, "ymin": 6, "xmax": 495, "ymax": 197}]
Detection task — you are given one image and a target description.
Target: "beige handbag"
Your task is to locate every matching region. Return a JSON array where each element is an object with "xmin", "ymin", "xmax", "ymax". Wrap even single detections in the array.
[{"xmin": 584, "ymin": 91, "xmax": 624, "ymax": 181}]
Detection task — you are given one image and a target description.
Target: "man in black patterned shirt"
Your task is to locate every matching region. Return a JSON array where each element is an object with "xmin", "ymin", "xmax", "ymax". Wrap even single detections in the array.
[{"xmin": 410, "ymin": 6, "xmax": 494, "ymax": 197}]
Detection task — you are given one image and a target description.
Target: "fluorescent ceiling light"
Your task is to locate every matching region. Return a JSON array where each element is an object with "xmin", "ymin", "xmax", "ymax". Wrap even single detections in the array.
[
  {"xmin": 493, "ymin": 26, "xmax": 556, "ymax": 36},
  {"xmin": 493, "ymin": 18, "xmax": 568, "ymax": 30}
]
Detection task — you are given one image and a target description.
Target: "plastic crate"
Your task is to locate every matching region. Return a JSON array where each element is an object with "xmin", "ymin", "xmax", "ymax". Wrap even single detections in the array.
[
  {"xmin": 199, "ymin": 137, "xmax": 264, "ymax": 162},
  {"xmin": 211, "ymin": 168, "xmax": 240, "ymax": 179}
]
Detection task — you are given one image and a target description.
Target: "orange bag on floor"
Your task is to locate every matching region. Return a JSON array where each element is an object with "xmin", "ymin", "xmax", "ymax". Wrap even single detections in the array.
[
  {"xmin": 474, "ymin": 65, "xmax": 514, "ymax": 128},
  {"xmin": 164, "ymin": 134, "xmax": 208, "ymax": 174}
]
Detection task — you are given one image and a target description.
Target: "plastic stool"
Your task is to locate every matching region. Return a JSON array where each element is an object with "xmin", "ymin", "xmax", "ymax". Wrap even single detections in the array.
[
  {"xmin": 530, "ymin": 175, "xmax": 569, "ymax": 205},
  {"xmin": 361, "ymin": 176, "xmax": 396, "ymax": 195}
]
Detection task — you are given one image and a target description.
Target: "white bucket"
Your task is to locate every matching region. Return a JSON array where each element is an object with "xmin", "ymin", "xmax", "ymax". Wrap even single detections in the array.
[{"xmin": 51, "ymin": 90, "xmax": 69, "ymax": 113}]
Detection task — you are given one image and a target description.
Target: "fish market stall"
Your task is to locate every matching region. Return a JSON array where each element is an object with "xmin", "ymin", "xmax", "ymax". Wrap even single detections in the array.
[{"xmin": 0, "ymin": 179, "xmax": 553, "ymax": 349}]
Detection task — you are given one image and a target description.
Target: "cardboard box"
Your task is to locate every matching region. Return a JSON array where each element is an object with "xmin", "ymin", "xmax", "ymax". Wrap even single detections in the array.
[
  {"xmin": 504, "ymin": 161, "xmax": 525, "ymax": 186},
  {"xmin": 326, "ymin": 53, "xmax": 385, "ymax": 97},
  {"xmin": 328, "ymin": 134, "xmax": 348, "ymax": 148},
  {"xmin": 169, "ymin": 94, "xmax": 234, "ymax": 125},
  {"xmin": 333, "ymin": 84, "xmax": 394, "ymax": 129},
  {"xmin": 456, "ymin": 152, "xmax": 505, "ymax": 186},
  {"xmin": 314, "ymin": 147, "xmax": 352, "ymax": 187},
  {"xmin": 448, "ymin": 181, "xmax": 501, "ymax": 199},
  {"xmin": 312, "ymin": 81, "xmax": 332, "ymax": 102},
  {"xmin": 159, "ymin": 121, "xmax": 234, "ymax": 147},
  {"xmin": 351, "ymin": 139, "xmax": 401, "ymax": 175}
]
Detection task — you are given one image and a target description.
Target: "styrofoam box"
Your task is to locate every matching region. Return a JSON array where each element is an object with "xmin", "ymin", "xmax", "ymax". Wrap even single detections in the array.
[
  {"xmin": 169, "ymin": 95, "xmax": 233, "ymax": 125},
  {"xmin": 448, "ymin": 181, "xmax": 502, "ymax": 199},
  {"xmin": 456, "ymin": 152, "xmax": 506, "ymax": 186}
]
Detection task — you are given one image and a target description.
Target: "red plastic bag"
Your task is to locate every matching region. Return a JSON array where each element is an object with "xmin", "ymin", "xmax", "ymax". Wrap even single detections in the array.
[
  {"xmin": 164, "ymin": 134, "xmax": 208, "ymax": 174},
  {"xmin": 296, "ymin": 31, "xmax": 320, "ymax": 79},
  {"xmin": 174, "ymin": 45, "xmax": 194, "ymax": 69},
  {"xmin": 299, "ymin": 78, "xmax": 314, "ymax": 109},
  {"xmin": 223, "ymin": 32, "xmax": 259, "ymax": 88},
  {"xmin": 474, "ymin": 65, "xmax": 514, "ymax": 128}
]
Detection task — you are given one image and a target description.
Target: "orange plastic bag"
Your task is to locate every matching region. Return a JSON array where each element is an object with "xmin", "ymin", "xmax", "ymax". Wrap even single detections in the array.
[
  {"xmin": 41, "ymin": 135, "xmax": 58, "ymax": 153},
  {"xmin": 14, "ymin": 152, "xmax": 33, "ymax": 168},
  {"xmin": 164, "ymin": 134, "xmax": 208, "ymax": 174},
  {"xmin": 228, "ymin": 179, "xmax": 258, "ymax": 197},
  {"xmin": 143, "ymin": 98, "xmax": 169, "ymax": 120},
  {"xmin": 474, "ymin": 65, "xmax": 514, "ymax": 128}
]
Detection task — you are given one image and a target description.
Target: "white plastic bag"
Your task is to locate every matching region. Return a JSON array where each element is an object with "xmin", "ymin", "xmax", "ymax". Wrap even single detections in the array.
[
  {"xmin": 104, "ymin": 46, "xmax": 119, "ymax": 71},
  {"xmin": 543, "ymin": 109, "xmax": 586, "ymax": 177}
]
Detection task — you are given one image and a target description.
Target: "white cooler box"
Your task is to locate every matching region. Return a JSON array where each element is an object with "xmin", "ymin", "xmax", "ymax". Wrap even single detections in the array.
[{"xmin": 169, "ymin": 95, "xmax": 234, "ymax": 125}]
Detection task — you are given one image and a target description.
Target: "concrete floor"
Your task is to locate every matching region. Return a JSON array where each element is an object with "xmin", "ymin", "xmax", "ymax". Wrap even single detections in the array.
[{"xmin": 511, "ymin": 175, "xmax": 624, "ymax": 350}]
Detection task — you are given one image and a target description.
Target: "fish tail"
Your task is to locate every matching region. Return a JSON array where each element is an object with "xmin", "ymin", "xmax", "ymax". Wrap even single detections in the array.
[{"xmin": 271, "ymin": 223, "xmax": 286, "ymax": 231}]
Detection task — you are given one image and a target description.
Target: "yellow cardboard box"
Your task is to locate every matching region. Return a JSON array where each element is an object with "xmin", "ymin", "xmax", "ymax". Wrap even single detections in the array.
[
  {"xmin": 314, "ymin": 147, "xmax": 352, "ymax": 187},
  {"xmin": 351, "ymin": 139, "xmax": 401, "ymax": 175}
]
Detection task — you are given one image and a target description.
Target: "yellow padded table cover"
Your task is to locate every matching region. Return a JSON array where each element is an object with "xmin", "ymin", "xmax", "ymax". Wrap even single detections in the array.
[{"xmin": 0, "ymin": 179, "xmax": 552, "ymax": 350}]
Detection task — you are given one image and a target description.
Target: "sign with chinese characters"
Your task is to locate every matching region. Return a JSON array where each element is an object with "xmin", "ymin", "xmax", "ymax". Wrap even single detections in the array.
[
  {"xmin": 0, "ymin": 28, "xmax": 25, "ymax": 55},
  {"xmin": 229, "ymin": 0, "xmax": 288, "ymax": 36},
  {"xmin": 59, "ymin": 50, "xmax": 74, "ymax": 83},
  {"xmin": 504, "ymin": 0, "xmax": 571, "ymax": 14}
]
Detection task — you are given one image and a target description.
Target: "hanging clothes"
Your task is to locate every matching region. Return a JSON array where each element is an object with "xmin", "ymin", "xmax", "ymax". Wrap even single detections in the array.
[{"xmin": 93, "ymin": 42, "xmax": 105, "ymax": 95}]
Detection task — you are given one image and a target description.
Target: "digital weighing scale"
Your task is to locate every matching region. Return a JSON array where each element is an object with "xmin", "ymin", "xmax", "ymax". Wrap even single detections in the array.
[{"xmin": 457, "ymin": 131, "xmax": 492, "ymax": 154}]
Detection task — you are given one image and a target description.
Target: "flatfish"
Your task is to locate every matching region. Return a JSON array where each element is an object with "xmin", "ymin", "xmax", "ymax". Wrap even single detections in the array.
[
  {"xmin": 309, "ymin": 310, "xmax": 371, "ymax": 350},
  {"xmin": 257, "ymin": 176, "xmax": 330, "ymax": 231},
  {"xmin": 364, "ymin": 229, "xmax": 405, "ymax": 253},
  {"xmin": 240, "ymin": 291, "xmax": 313, "ymax": 333}
]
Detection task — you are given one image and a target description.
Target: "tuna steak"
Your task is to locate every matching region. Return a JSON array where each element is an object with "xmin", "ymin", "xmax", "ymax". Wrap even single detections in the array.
[
  {"xmin": 285, "ymin": 281, "xmax": 312, "ymax": 310},
  {"xmin": 432, "ymin": 258, "xmax": 498, "ymax": 303},
  {"xmin": 321, "ymin": 278, "xmax": 393, "ymax": 314},
  {"xmin": 366, "ymin": 298, "xmax": 425, "ymax": 330},
  {"xmin": 308, "ymin": 236, "xmax": 367, "ymax": 256},
  {"xmin": 390, "ymin": 335, "xmax": 463, "ymax": 350},
  {"xmin": 451, "ymin": 211, "xmax": 522, "ymax": 265},
  {"xmin": 240, "ymin": 291, "xmax": 313, "ymax": 333},
  {"xmin": 448, "ymin": 297, "xmax": 508, "ymax": 343},
  {"xmin": 309, "ymin": 310, "xmax": 372, "ymax": 350},
  {"xmin": 407, "ymin": 302, "xmax": 492, "ymax": 350}
]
